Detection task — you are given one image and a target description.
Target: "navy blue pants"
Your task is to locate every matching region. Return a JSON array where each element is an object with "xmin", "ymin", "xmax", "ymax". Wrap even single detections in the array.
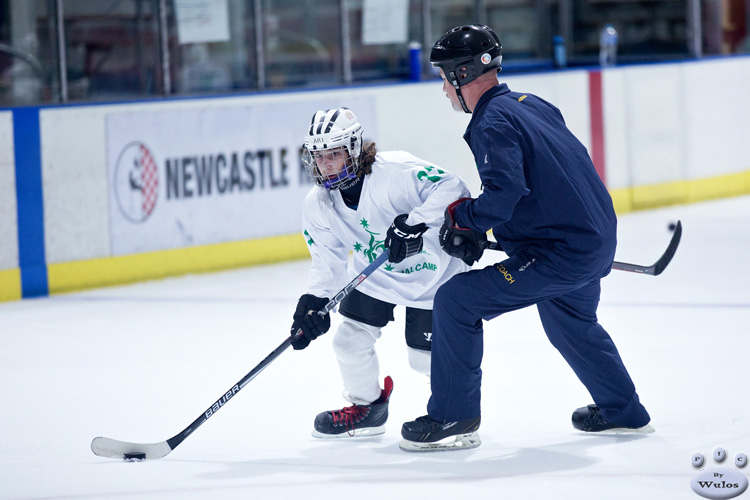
[{"xmin": 427, "ymin": 252, "xmax": 650, "ymax": 428}]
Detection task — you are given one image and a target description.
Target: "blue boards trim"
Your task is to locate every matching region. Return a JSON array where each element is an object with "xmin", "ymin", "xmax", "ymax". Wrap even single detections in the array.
[{"xmin": 13, "ymin": 107, "xmax": 48, "ymax": 298}]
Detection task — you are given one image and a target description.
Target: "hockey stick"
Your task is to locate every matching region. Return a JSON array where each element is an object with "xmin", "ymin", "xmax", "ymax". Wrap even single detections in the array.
[
  {"xmin": 609, "ymin": 220, "xmax": 681, "ymax": 275},
  {"xmin": 486, "ymin": 220, "xmax": 681, "ymax": 276},
  {"xmin": 91, "ymin": 249, "xmax": 392, "ymax": 461}
]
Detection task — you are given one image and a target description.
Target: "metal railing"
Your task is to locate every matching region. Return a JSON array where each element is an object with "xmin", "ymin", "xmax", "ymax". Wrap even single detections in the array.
[{"xmin": 0, "ymin": 0, "xmax": 740, "ymax": 106}]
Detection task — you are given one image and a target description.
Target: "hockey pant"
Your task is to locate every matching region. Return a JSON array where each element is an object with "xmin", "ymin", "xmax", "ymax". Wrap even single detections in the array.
[{"xmin": 427, "ymin": 252, "xmax": 650, "ymax": 427}]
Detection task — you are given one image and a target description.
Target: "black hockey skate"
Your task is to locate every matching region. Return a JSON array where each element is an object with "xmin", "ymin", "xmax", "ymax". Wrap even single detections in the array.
[
  {"xmin": 572, "ymin": 405, "xmax": 654, "ymax": 433},
  {"xmin": 399, "ymin": 414, "xmax": 481, "ymax": 452},
  {"xmin": 312, "ymin": 376, "xmax": 393, "ymax": 438}
]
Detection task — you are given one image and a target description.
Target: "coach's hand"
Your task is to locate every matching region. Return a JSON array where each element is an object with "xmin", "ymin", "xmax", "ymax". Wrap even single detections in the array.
[{"xmin": 439, "ymin": 198, "xmax": 488, "ymax": 266}]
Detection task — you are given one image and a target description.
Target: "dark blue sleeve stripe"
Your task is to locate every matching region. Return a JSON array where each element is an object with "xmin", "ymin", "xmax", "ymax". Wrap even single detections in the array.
[{"xmin": 13, "ymin": 107, "xmax": 48, "ymax": 298}]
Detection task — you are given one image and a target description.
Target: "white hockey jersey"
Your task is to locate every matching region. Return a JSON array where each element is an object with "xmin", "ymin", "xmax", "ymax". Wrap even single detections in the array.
[{"xmin": 302, "ymin": 150, "xmax": 471, "ymax": 309}]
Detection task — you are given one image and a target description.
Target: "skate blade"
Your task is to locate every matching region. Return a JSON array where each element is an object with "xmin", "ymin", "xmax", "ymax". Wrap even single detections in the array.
[
  {"xmin": 311, "ymin": 425, "xmax": 386, "ymax": 439},
  {"xmin": 581, "ymin": 424, "xmax": 655, "ymax": 434},
  {"xmin": 399, "ymin": 432, "xmax": 481, "ymax": 452}
]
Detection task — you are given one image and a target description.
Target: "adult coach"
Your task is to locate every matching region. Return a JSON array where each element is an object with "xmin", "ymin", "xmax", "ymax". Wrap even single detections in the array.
[{"xmin": 400, "ymin": 25, "xmax": 652, "ymax": 452}]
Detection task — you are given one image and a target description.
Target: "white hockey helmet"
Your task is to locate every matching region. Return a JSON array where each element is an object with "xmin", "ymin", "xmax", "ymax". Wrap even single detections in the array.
[{"xmin": 302, "ymin": 107, "xmax": 364, "ymax": 190}]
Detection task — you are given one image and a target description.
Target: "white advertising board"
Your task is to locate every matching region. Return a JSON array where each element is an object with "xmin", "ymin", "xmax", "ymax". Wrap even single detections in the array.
[
  {"xmin": 105, "ymin": 98, "xmax": 375, "ymax": 256},
  {"xmin": 0, "ymin": 111, "xmax": 17, "ymax": 269}
]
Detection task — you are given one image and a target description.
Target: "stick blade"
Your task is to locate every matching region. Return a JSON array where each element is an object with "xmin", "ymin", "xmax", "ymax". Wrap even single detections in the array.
[
  {"xmin": 651, "ymin": 220, "xmax": 682, "ymax": 276},
  {"xmin": 91, "ymin": 436, "xmax": 172, "ymax": 460}
]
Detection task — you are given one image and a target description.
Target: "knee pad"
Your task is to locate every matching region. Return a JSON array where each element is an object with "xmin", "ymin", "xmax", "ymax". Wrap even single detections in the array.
[
  {"xmin": 332, "ymin": 318, "xmax": 382, "ymax": 359},
  {"xmin": 407, "ymin": 347, "xmax": 431, "ymax": 376}
]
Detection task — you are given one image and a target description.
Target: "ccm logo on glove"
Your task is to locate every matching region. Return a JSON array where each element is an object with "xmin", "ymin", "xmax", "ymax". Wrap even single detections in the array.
[{"xmin": 385, "ymin": 214, "xmax": 428, "ymax": 264}]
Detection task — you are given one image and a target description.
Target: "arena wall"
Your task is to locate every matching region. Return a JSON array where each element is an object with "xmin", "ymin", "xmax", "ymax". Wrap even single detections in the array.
[{"xmin": 2, "ymin": 56, "xmax": 749, "ymax": 300}]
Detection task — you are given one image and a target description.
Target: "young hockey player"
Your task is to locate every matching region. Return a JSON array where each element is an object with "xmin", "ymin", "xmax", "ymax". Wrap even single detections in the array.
[
  {"xmin": 291, "ymin": 107, "xmax": 470, "ymax": 438},
  {"xmin": 399, "ymin": 25, "xmax": 652, "ymax": 451}
]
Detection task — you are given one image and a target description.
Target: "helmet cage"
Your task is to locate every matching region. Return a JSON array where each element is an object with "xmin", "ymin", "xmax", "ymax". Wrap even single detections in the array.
[{"xmin": 302, "ymin": 145, "xmax": 360, "ymax": 190}]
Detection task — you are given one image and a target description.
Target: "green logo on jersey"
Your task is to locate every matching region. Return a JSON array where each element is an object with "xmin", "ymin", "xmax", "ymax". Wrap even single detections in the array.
[
  {"xmin": 417, "ymin": 166, "xmax": 446, "ymax": 183},
  {"xmin": 353, "ymin": 218, "xmax": 385, "ymax": 263},
  {"xmin": 399, "ymin": 261, "xmax": 437, "ymax": 274},
  {"xmin": 303, "ymin": 229, "xmax": 314, "ymax": 246}
]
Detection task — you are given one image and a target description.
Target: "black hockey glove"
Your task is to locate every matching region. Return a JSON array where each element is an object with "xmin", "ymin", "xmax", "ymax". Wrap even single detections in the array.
[
  {"xmin": 290, "ymin": 294, "xmax": 331, "ymax": 350},
  {"xmin": 439, "ymin": 198, "xmax": 488, "ymax": 266},
  {"xmin": 384, "ymin": 214, "xmax": 428, "ymax": 263}
]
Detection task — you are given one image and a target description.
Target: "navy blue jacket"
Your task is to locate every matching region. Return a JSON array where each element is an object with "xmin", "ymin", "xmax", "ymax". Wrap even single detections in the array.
[{"xmin": 454, "ymin": 83, "xmax": 617, "ymax": 280}]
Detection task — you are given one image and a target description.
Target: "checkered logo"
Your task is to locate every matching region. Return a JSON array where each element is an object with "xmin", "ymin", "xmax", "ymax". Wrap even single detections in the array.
[{"xmin": 113, "ymin": 142, "xmax": 159, "ymax": 223}]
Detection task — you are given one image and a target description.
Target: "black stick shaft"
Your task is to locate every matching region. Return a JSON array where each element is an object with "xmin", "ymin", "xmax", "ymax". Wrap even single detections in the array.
[
  {"xmin": 485, "ymin": 221, "xmax": 681, "ymax": 277},
  {"xmin": 165, "ymin": 249, "xmax": 391, "ymax": 451}
]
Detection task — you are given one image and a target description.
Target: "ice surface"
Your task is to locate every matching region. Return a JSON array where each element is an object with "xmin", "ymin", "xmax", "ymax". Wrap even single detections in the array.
[{"xmin": 1, "ymin": 196, "xmax": 749, "ymax": 500}]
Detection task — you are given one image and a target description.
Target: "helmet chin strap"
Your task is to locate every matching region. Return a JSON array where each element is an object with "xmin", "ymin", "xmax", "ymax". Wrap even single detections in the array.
[
  {"xmin": 448, "ymin": 70, "xmax": 471, "ymax": 113},
  {"xmin": 322, "ymin": 158, "xmax": 360, "ymax": 189},
  {"xmin": 323, "ymin": 170, "xmax": 356, "ymax": 189},
  {"xmin": 455, "ymin": 86, "xmax": 471, "ymax": 114}
]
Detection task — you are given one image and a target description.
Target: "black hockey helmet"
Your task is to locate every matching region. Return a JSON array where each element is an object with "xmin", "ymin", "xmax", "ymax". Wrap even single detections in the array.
[{"xmin": 430, "ymin": 25, "xmax": 502, "ymax": 88}]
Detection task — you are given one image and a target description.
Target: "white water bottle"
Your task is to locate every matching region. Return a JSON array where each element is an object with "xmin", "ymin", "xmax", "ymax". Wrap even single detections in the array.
[{"xmin": 599, "ymin": 24, "xmax": 618, "ymax": 67}]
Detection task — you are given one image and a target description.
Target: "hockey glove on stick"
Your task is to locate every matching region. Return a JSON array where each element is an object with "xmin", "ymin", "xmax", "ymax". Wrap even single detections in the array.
[
  {"xmin": 439, "ymin": 198, "xmax": 488, "ymax": 266},
  {"xmin": 290, "ymin": 294, "xmax": 331, "ymax": 350},
  {"xmin": 385, "ymin": 214, "xmax": 428, "ymax": 263}
]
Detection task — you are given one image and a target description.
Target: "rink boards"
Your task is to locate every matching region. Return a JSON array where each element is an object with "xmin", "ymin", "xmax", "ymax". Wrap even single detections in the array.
[{"xmin": 1, "ymin": 56, "xmax": 749, "ymax": 301}]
